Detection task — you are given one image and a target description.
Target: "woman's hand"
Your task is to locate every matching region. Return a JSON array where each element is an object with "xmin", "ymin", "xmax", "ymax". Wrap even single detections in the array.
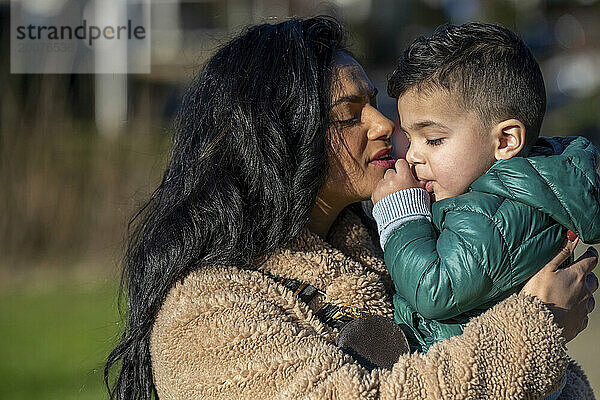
[{"xmin": 522, "ymin": 236, "xmax": 598, "ymax": 342}]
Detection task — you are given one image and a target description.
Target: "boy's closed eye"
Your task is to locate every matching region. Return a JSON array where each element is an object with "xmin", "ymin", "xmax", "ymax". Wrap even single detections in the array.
[
  {"xmin": 400, "ymin": 129, "xmax": 445, "ymax": 148},
  {"xmin": 426, "ymin": 138, "xmax": 444, "ymax": 146}
]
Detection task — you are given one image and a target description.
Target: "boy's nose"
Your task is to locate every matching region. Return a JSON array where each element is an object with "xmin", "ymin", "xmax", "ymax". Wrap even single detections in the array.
[{"xmin": 405, "ymin": 145, "xmax": 424, "ymax": 165}]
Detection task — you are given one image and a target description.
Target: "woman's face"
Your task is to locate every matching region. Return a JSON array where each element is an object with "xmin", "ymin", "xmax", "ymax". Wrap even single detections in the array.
[{"xmin": 322, "ymin": 53, "xmax": 395, "ymax": 204}]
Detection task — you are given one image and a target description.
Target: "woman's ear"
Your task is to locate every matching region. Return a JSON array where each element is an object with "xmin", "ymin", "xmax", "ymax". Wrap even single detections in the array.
[{"xmin": 493, "ymin": 119, "xmax": 526, "ymax": 160}]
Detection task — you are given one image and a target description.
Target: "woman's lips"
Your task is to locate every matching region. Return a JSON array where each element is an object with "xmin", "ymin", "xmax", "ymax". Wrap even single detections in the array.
[
  {"xmin": 371, "ymin": 148, "xmax": 392, "ymax": 161},
  {"xmin": 369, "ymin": 148, "xmax": 395, "ymax": 168},
  {"xmin": 370, "ymin": 159, "xmax": 396, "ymax": 169}
]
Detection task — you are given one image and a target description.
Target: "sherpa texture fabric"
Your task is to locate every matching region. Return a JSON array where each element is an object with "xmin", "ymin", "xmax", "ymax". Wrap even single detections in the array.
[{"xmin": 150, "ymin": 208, "xmax": 594, "ymax": 399}]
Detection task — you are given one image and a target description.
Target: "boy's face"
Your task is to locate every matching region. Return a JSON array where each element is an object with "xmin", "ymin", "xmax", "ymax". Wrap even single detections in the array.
[{"xmin": 397, "ymin": 88, "xmax": 498, "ymax": 202}]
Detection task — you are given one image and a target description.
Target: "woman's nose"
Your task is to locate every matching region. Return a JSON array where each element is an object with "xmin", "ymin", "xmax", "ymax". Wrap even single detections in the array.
[{"xmin": 366, "ymin": 107, "xmax": 394, "ymax": 141}]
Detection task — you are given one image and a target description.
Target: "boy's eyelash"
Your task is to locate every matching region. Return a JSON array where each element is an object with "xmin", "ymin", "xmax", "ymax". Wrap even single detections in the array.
[{"xmin": 426, "ymin": 138, "xmax": 444, "ymax": 146}]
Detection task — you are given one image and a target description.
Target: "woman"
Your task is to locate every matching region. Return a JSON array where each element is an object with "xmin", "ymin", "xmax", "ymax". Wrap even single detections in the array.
[{"xmin": 105, "ymin": 17, "xmax": 598, "ymax": 399}]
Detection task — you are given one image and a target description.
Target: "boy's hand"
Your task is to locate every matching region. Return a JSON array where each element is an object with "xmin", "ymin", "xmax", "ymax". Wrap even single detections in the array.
[{"xmin": 372, "ymin": 159, "xmax": 424, "ymax": 205}]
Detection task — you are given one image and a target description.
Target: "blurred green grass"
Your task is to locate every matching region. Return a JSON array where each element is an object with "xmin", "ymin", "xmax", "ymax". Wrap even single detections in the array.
[{"xmin": 0, "ymin": 278, "xmax": 120, "ymax": 400}]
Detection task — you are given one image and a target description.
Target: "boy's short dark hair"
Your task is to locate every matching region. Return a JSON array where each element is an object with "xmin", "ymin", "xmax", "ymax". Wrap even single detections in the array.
[{"xmin": 388, "ymin": 22, "xmax": 546, "ymax": 155}]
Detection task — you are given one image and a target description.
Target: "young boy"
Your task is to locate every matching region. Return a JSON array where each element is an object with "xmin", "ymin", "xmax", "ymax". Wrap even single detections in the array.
[{"xmin": 371, "ymin": 22, "xmax": 600, "ymax": 355}]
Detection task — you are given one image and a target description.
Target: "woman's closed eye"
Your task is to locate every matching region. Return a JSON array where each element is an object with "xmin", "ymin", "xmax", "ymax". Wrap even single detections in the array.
[
  {"xmin": 333, "ymin": 106, "xmax": 362, "ymax": 126},
  {"xmin": 335, "ymin": 116, "xmax": 360, "ymax": 126},
  {"xmin": 332, "ymin": 98, "xmax": 369, "ymax": 127}
]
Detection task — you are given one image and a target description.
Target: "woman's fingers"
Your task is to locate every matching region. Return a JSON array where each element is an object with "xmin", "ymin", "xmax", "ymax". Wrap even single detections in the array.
[
  {"xmin": 521, "ymin": 241, "xmax": 596, "ymax": 342},
  {"xmin": 586, "ymin": 271, "xmax": 598, "ymax": 294},
  {"xmin": 572, "ymin": 246, "xmax": 598, "ymax": 274},
  {"xmin": 587, "ymin": 295, "xmax": 595, "ymax": 313},
  {"xmin": 543, "ymin": 237, "xmax": 579, "ymax": 272}
]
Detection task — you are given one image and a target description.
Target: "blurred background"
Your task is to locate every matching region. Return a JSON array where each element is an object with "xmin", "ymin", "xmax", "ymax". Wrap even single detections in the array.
[{"xmin": 1, "ymin": 0, "xmax": 599, "ymax": 398}]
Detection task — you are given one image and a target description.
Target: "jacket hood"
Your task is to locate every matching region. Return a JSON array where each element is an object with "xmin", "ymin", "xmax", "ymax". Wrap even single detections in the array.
[{"xmin": 470, "ymin": 136, "xmax": 600, "ymax": 243}]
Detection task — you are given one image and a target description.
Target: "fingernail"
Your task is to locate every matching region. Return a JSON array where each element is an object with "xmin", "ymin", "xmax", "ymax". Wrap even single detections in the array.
[{"xmin": 567, "ymin": 230, "xmax": 578, "ymax": 242}]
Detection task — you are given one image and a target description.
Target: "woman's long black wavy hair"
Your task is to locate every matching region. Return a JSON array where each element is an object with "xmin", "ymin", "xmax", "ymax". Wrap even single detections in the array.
[{"xmin": 105, "ymin": 16, "xmax": 348, "ymax": 400}]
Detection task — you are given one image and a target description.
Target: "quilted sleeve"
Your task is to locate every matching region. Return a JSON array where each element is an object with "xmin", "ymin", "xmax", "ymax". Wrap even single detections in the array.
[{"xmin": 384, "ymin": 210, "xmax": 510, "ymax": 320}]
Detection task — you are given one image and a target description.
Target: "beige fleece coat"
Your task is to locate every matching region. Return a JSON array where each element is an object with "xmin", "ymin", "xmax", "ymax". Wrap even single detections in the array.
[{"xmin": 150, "ymin": 209, "xmax": 594, "ymax": 399}]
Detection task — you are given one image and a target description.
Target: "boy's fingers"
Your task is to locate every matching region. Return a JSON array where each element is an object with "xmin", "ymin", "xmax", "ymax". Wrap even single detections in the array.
[
  {"xmin": 384, "ymin": 168, "xmax": 396, "ymax": 179},
  {"xmin": 394, "ymin": 158, "xmax": 409, "ymax": 172}
]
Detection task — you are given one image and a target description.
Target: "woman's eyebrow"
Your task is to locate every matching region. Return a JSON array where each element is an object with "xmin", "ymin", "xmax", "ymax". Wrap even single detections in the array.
[{"xmin": 331, "ymin": 87, "xmax": 378, "ymax": 107}]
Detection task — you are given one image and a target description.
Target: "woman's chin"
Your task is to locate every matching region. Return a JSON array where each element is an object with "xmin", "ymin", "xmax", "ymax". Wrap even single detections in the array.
[
  {"xmin": 361, "ymin": 170, "xmax": 388, "ymax": 201},
  {"xmin": 374, "ymin": 166, "xmax": 391, "ymax": 181}
]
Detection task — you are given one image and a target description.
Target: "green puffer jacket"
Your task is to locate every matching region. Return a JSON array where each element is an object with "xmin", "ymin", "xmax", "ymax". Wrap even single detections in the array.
[{"xmin": 384, "ymin": 136, "xmax": 600, "ymax": 352}]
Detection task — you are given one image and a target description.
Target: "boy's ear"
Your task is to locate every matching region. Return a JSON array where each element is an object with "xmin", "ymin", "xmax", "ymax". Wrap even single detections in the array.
[{"xmin": 493, "ymin": 119, "xmax": 526, "ymax": 160}]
